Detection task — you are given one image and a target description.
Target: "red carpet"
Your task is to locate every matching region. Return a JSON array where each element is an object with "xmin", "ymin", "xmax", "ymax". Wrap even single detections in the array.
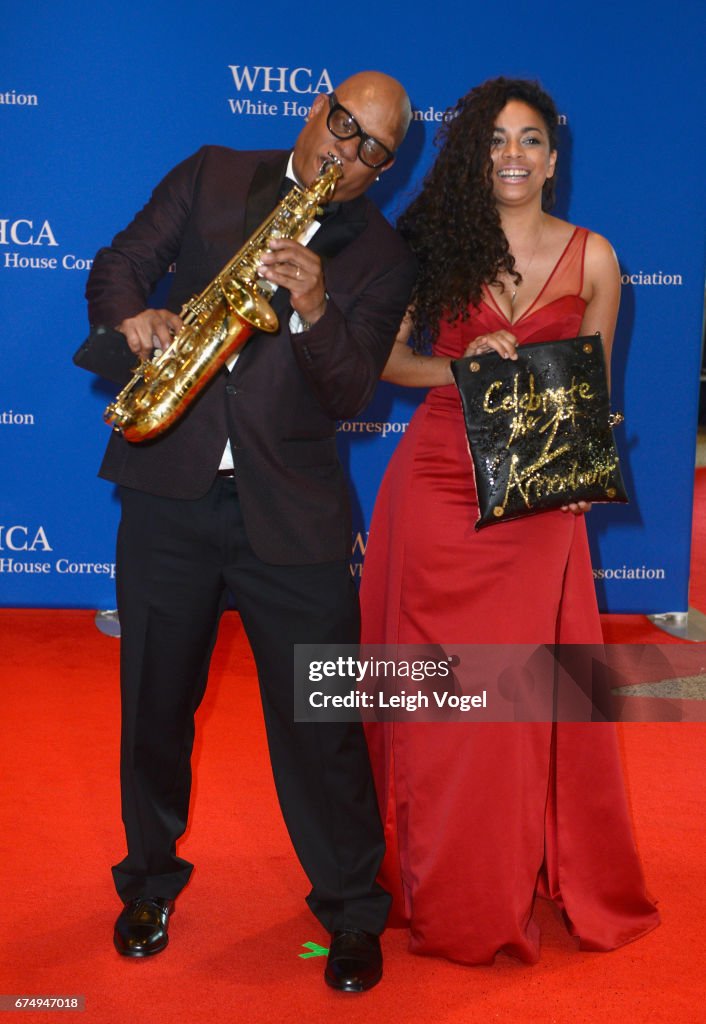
[
  {"xmin": 0, "ymin": 470, "xmax": 704, "ymax": 1023},
  {"xmin": 0, "ymin": 603, "xmax": 704, "ymax": 1023}
]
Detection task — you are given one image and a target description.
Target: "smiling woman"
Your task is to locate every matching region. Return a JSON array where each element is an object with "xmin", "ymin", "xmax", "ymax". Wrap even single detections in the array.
[
  {"xmin": 360, "ymin": 76, "xmax": 659, "ymax": 966},
  {"xmin": 491, "ymin": 103, "xmax": 557, "ymax": 192}
]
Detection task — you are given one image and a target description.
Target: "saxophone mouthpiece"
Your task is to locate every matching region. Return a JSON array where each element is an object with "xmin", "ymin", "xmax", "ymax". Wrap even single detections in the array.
[{"xmin": 321, "ymin": 153, "xmax": 343, "ymax": 173}]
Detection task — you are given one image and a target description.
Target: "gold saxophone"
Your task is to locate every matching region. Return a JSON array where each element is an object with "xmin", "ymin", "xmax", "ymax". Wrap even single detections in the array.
[{"xmin": 104, "ymin": 157, "xmax": 343, "ymax": 442}]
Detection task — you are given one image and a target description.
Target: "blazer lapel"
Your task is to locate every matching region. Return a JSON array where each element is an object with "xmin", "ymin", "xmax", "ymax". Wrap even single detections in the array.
[
  {"xmin": 244, "ymin": 151, "xmax": 289, "ymax": 238},
  {"xmin": 309, "ymin": 194, "xmax": 368, "ymax": 261}
]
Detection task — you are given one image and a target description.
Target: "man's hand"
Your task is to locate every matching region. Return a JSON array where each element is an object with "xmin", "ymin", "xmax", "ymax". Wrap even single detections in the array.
[
  {"xmin": 116, "ymin": 309, "xmax": 184, "ymax": 359},
  {"xmin": 258, "ymin": 238, "xmax": 327, "ymax": 328}
]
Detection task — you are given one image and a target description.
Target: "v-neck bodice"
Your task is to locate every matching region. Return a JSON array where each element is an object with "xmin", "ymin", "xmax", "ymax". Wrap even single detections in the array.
[{"xmin": 434, "ymin": 226, "xmax": 589, "ymax": 360}]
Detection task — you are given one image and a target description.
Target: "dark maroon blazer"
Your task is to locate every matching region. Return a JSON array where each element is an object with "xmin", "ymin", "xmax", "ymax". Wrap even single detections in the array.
[{"xmin": 86, "ymin": 146, "xmax": 416, "ymax": 565}]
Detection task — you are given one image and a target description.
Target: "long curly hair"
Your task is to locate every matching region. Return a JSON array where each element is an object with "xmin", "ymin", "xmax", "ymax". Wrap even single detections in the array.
[{"xmin": 398, "ymin": 77, "xmax": 560, "ymax": 347}]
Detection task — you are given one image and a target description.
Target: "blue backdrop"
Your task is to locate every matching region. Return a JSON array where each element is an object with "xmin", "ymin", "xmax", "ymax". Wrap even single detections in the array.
[{"xmin": 1, "ymin": 0, "xmax": 704, "ymax": 611}]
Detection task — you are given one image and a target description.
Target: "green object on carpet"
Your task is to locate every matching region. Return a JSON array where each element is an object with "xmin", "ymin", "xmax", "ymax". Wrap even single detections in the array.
[{"xmin": 299, "ymin": 941, "xmax": 329, "ymax": 959}]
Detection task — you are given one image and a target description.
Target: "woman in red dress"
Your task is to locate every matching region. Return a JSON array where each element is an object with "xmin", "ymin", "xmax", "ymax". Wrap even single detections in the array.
[{"xmin": 361, "ymin": 78, "xmax": 659, "ymax": 965}]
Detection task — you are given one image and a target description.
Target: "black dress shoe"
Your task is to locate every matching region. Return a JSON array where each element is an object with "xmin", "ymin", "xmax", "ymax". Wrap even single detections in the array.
[
  {"xmin": 324, "ymin": 929, "xmax": 383, "ymax": 992},
  {"xmin": 113, "ymin": 897, "xmax": 174, "ymax": 957}
]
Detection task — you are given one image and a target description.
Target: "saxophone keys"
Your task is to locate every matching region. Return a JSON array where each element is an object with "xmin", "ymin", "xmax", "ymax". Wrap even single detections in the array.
[{"xmin": 221, "ymin": 280, "xmax": 279, "ymax": 334}]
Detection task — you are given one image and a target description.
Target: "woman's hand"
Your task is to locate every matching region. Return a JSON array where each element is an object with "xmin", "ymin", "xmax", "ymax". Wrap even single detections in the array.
[
  {"xmin": 560, "ymin": 501, "xmax": 592, "ymax": 515},
  {"xmin": 463, "ymin": 330, "xmax": 518, "ymax": 360}
]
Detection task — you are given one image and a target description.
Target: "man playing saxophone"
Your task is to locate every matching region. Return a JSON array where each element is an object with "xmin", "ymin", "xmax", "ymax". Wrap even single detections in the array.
[{"xmin": 85, "ymin": 70, "xmax": 415, "ymax": 992}]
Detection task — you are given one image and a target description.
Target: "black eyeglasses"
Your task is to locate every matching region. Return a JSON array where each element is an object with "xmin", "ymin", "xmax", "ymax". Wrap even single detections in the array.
[{"xmin": 326, "ymin": 93, "xmax": 395, "ymax": 169}]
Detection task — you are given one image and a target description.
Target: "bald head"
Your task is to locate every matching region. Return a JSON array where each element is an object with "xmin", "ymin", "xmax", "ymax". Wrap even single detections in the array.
[
  {"xmin": 334, "ymin": 71, "xmax": 412, "ymax": 149},
  {"xmin": 293, "ymin": 70, "xmax": 412, "ymax": 201}
]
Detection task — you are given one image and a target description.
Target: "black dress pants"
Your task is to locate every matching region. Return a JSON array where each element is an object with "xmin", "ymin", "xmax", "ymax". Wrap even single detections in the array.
[{"xmin": 111, "ymin": 476, "xmax": 390, "ymax": 934}]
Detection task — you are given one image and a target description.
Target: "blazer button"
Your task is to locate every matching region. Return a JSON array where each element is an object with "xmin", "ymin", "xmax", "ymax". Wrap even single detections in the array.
[{"xmin": 225, "ymin": 385, "xmax": 237, "ymax": 395}]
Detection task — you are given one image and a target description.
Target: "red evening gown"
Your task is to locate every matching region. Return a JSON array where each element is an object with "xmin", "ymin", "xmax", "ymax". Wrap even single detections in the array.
[{"xmin": 360, "ymin": 227, "xmax": 660, "ymax": 964}]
